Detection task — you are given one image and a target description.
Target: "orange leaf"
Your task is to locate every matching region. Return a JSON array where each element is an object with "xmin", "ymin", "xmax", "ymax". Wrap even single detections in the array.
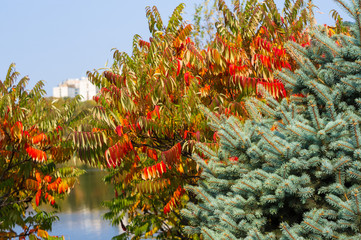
[
  {"xmin": 37, "ymin": 229, "xmax": 49, "ymax": 238},
  {"xmin": 151, "ymin": 165, "xmax": 157, "ymax": 178},
  {"xmin": 10, "ymin": 121, "xmax": 23, "ymax": 141},
  {"xmin": 147, "ymin": 148, "xmax": 158, "ymax": 161},
  {"xmin": 58, "ymin": 182, "xmax": 68, "ymax": 194},
  {"xmin": 44, "ymin": 175, "xmax": 52, "ymax": 183},
  {"xmin": 36, "ymin": 172, "xmax": 41, "ymax": 183},
  {"xmin": 32, "ymin": 133, "xmax": 47, "ymax": 145},
  {"xmin": 163, "ymin": 186, "xmax": 185, "ymax": 214},
  {"xmin": 35, "ymin": 190, "xmax": 41, "ymax": 206},
  {"xmin": 47, "ymin": 177, "xmax": 61, "ymax": 191},
  {"xmin": 26, "ymin": 147, "xmax": 47, "ymax": 162}
]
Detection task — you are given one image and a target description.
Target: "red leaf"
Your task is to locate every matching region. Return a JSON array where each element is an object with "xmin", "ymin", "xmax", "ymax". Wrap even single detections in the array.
[
  {"xmin": 213, "ymin": 132, "xmax": 218, "ymax": 142},
  {"xmin": 147, "ymin": 112, "xmax": 152, "ymax": 120},
  {"xmin": 139, "ymin": 39, "xmax": 150, "ymax": 48},
  {"xmin": 105, "ymin": 142, "xmax": 133, "ymax": 168},
  {"xmin": 229, "ymin": 64, "xmax": 235, "ymax": 75},
  {"xmin": 35, "ymin": 190, "xmax": 41, "ymax": 206},
  {"xmin": 184, "ymin": 72, "xmax": 190, "ymax": 87},
  {"xmin": 177, "ymin": 143, "xmax": 182, "ymax": 156},
  {"xmin": 110, "ymin": 146, "xmax": 117, "ymax": 167},
  {"xmin": 161, "ymin": 143, "xmax": 182, "ymax": 167},
  {"xmin": 252, "ymin": 78, "xmax": 257, "ymax": 89},
  {"xmin": 176, "ymin": 58, "xmax": 182, "ymax": 76},
  {"xmin": 103, "ymin": 71, "xmax": 124, "ymax": 86},
  {"xmin": 183, "ymin": 130, "xmax": 189, "ymax": 139},
  {"xmin": 229, "ymin": 156, "xmax": 239, "ymax": 162},
  {"xmin": 154, "ymin": 105, "xmax": 160, "ymax": 119},
  {"xmin": 93, "ymin": 96, "xmax": 100, "ymax": 102},
  {"xmin": 137, "ymin": 122, "xmax": 142, "ymax": 131},
  {"xmin": 144, "ymin": 168, "xmax": 149, "ymax": 180},
  {"xmin": 115, "ymin": 126, "xmax": 123, "ymax": 137},
  {"xmin": 164, "ymin": 204, "xmax": 170, "ymax": 214},
  {"xmin": 160, "ymin": 161, "xmax": 167, "ymax": 174},
  {"xmin": 156, "ymin": 162, "xmax": 162, "ymax": 175}
]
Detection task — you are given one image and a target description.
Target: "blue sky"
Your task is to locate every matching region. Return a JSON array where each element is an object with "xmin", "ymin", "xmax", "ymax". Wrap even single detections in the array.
[{"xmin": 0, "ymin": 0, "xmax": 353, "ymax": 95}]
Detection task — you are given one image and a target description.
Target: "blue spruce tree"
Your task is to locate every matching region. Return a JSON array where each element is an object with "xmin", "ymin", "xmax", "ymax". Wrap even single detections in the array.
[{"xmin": 181, "ymin": 0, "xmax": 361, "ymax": 239}]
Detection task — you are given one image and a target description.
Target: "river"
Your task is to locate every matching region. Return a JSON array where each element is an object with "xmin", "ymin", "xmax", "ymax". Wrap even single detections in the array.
[{"xmin": 47, "ymin": 168, "xmax": 123, "ymax": 239}]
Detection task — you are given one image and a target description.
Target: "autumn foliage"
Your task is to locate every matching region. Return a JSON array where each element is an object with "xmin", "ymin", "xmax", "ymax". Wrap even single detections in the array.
[
  {"xmin": 1, "ymin": 0, "xmax": 353, "ymax": 239},
  {"xmin": 71, "ymin": 1, "xmax": 317, "ymax": 239},
  {"xmin": 0, "ymin": 64, "xmax": 83, "ymax": 239}
]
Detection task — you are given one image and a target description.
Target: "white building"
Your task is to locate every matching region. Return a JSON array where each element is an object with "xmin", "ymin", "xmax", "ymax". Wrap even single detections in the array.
[{"xmin": 53, "ymin": 77, "xmax": 99, "ymax": 101}]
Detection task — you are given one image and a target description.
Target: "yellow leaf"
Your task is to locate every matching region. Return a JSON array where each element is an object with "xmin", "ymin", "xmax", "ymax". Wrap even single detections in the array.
[
  {"xmin": 130, "ymin": 200, "xmax": 141, "ymax": 213},
  {"xmin": 178, "ymin": 163, "xmax": 184, "ymax": 174},
  {"xmin": 10, "ymin": 121, "xmax": 23, "ymax": 142},
  {"xmin": 123, "ymin": 134, "xmax": 129, "ymax": 142},
  {"xmin": 37, "ymin": 229, "xmax": 49, "ymax": 238},
  {"xmin": 199, "ymin": 68, "xmax": 207, "ymax": 77}
]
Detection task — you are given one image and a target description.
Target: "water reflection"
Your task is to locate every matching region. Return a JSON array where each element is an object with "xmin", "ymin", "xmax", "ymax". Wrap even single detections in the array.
[
  {"xmin": 48, "ymin": 167, "xmax": 123, "ymax": 239},
  {"xmin": 57, "ymin": 169, "xmax": 113, "ymax": 212},
  {"xmin": 50, "ymin": 209, "xmax": 122, "ymax": 240}
]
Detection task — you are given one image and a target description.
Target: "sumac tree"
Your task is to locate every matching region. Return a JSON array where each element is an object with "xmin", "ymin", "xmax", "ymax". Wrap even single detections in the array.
[
  {"xmin": 0, "ymin": 64, "xmax": 83, "ymax": 239},
  {"xmin": 75, "ymin": 0, "xmax": 313, "ymax": 239}
]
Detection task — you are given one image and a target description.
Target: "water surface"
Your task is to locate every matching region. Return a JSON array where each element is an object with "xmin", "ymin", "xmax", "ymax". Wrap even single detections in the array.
[{"xmin": 48, "ymin": 168, "xmax": 123, "ymax": 240}]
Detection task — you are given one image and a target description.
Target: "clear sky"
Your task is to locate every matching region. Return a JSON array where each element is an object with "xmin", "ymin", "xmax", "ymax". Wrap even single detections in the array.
[{"xmin": 0, "ymin": 0, "xmax": 353, "ymax": 95}]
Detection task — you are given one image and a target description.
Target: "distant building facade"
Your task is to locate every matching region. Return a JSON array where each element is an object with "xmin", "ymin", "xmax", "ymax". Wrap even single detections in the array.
[{"xmin": 52, "ymin": 77, "xmax": 99, "ymax": 101}]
